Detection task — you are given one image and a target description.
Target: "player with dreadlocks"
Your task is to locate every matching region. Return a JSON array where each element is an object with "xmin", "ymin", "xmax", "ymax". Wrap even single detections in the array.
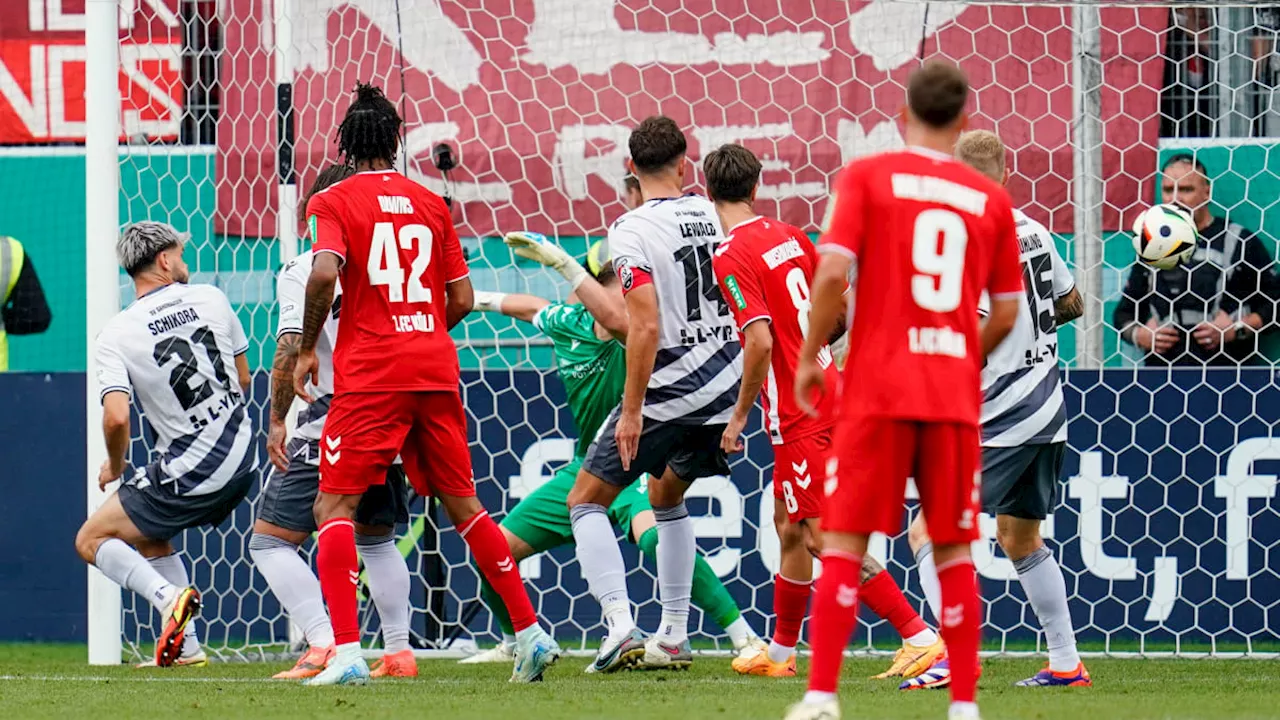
[{"xmin": 295, "ymin": 83, "xmax": 561, "ymax": 685}]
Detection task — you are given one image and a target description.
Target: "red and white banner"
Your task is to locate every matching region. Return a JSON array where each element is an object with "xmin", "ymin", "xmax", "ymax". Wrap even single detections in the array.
[
  {"xmin": 216, "ymin": 1, "xmax": 1165, "ymax": 237},
  {"xmin": 0, "ymin": 0, "xmax": 183, "ymax": 144}
]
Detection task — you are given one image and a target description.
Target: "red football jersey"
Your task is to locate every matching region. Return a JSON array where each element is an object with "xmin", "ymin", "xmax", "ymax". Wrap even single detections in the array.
[
  {"xmin": 307, "ymin": 169, "xmax": 469, "ymax": 393},
  {"xmin": 822, "ymin": 148, "xmax": 1023, "ymax": 426},
  {"xmin": 713, "ymin": 216, "xmax": 839, "ymax": 444}
]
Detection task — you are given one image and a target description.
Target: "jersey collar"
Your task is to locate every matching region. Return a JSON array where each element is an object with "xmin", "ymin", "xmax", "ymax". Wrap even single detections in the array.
[
  {"xmin": 728, "ymin": 216, "xmax": 765, "ymax": 234},
  {"xmin": 905, "ymin": 145, "xmax": 955, "ymax": 163}
]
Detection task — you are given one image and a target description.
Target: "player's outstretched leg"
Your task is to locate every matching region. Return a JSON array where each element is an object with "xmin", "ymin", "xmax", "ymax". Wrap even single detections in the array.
[
  {"xmin": 248, "ymin": 527, "xmax": 336, "ymax": 679},
  {"xmin": 75, "ymin": 495, "xmax": 202, "ymax": 669},
  {"xmin": 998, "ymin": 516, "xmax": 1088, "ymax": 688},
  {"xmin": 637, "ymin": 472, "xmax": 696, "ymax": 671},
  {"xmin": 860, "ymin": 555, "xmax": 944, "ymax": 680},
  {"xmin": 133, "ymin": 551, "xmax": 208, "ymax": 668},
  {"xmin": 628, "ymin": 507, "xmax": 763, "ymax": 659},
  {"xmin": 358, "ymin": 530, "xmax": 417, "ymax": 678},
  {"xmin": 569, "ymin": 471, "xmax": 643, "ymax": 673},
  {"xmin": 305, "ymin": 492, "xmax": 370, "ymax": 687},
  {"xmin": 737, "ymin": 505, "xmax": 811, "ymax": 678},
  {"xmin": 442, "ymin": 495, "xmax": 560, "ymax": 683}
]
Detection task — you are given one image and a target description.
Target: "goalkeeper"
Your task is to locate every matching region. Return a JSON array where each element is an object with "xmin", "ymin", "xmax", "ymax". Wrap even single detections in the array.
[{"xmin": 462, "ymin": 230, "xmax": 763, "ymax": 670}]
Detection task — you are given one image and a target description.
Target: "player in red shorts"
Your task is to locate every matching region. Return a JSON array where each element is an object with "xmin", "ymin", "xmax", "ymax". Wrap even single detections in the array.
[
  {"xmin": 786, "ymin": 62, "xmax": 1023, "ymax": 720},
  {"xmin": 293, "ymin": 83, "xmax": 559, "ymax": 686},
  {"xmin": 705, "ymin": 144, "xmax": 945, "ymax": 681}
]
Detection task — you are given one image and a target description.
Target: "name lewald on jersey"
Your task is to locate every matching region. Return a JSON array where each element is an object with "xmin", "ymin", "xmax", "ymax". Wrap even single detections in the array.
[{"xmin": 378, "ymin": 195, "xmax": 414, "ymax": 214}]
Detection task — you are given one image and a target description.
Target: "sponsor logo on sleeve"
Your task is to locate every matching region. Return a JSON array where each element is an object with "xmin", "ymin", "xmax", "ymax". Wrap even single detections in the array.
[
  {"xmin": 724, "ymin": 275, "xmax": 747, "ymax": 310},
  {"xmin": 307, "ymin": 214, "xmax": 318, "ymax": 241},
  {"xmin": 617, "ymin": 258, "xmax": 634, "ymax": 291}
]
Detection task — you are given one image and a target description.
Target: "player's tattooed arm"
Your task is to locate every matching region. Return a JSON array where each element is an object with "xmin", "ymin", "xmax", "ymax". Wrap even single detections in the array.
[
  {"xmin": 1055, "ymin": 287, "xmax": 1084, "ymax": 326},
  {"xmin": 271, "ymin": 334, "xmax": 301, "ymax": 422},
  {"xmin": 860, "ymin": 554, "xmax": 886, "ymax": 583},
  {"xmin": 300, "ymin": 254, "xmax": 340, "ymax": 352},
  {"xmin": 294, "ymin": 253, "xmax": 338, "ymax": 402}
]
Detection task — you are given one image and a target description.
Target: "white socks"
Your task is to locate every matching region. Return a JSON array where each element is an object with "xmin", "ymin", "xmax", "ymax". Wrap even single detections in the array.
[
  {"xmin": 248, "ymin": 533, "xmax": 335, "ymax": 648},
  {"xmin": 148, "ymin": 553, "xmax": 200, "ymax": 655},
  {"xmin": 906, "ymin": 628, "xmax": 939, "ymax": 646},
  {"xmin": 356, "ymin": 534, "xmax": 412, "ymax": 654},
  {"xmin": 95, "ymin": 539, "xmax": 175, "ymax": 612},
  {"xmin": 1013, "ymin": 545, "xmax": 1080, "ymax": 672},
  {"xmin": 724, "ymin": 616, "xmax": 754, "ymax": 651},
  {"xmin": 914, "ymin": 542, "xmax": 944, "ymax": 625},
  {"xmin": 653, "ymin": 502, "xmax": 694, "ymax": 646},
  {"xmin": 570, "ymin": 503, "xmax": 635, "ymax": 644}
]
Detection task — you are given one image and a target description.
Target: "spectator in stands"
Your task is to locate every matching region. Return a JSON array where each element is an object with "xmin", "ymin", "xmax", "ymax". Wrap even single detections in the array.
[
  {"xmin": 1115, "ymin": 154, "xmax": 1280, "ymax": 365},
  {"xmin": 0, "ymin": 235, "xmax": 52, "ymax": 372}
]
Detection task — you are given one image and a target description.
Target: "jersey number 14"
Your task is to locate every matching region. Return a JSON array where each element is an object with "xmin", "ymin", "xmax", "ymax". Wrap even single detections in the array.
[{"xmin": 368, "ymin": 222, "xmax": 434, "ymax": 303}]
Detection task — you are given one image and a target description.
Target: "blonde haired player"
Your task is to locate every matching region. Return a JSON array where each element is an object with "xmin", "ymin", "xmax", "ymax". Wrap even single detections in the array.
[{"xmin": 905, "ymin": 129, "xmax": 1089, "ymax": 691}]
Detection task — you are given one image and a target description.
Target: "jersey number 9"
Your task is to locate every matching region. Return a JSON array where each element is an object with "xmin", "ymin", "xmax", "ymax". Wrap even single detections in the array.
[
  {"xmin": 911, "ymin": 209, "xmax": 968, "ymax": 313},
  {"xmin": 368, "ymin": 222, "xmax": 434, "ymax": 303}
]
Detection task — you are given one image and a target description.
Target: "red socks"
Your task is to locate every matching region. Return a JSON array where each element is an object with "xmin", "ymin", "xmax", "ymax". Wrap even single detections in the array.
[
  {"xmin": 772, "ymin": 574, "xmax": 812, "ymax": 648},
  {"xmin": 459, "ymin": 511, "xmax": 537, "ymax": 633},
  {"xmin": 937, "ymin": 557, "xmax": 982, "ymax": 703},
  {"xmin": 316, "ymin": 518, "xmax": 360, "ymax": 645},
  {"xmin": 805, "ymin": 551, "xmax": 862, "ymax": 694},
  {"xmin": 860, "ymin": 569, "xmax": 929, "ymax": 640}
]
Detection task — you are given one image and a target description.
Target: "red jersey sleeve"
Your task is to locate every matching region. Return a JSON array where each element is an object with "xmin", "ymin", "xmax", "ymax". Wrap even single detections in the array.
[
  {"xmin": 818, "ymin": 163, "xmax": 865, "ymax": 259},
  {"xmin": 306, "ymin": 190, "xmax": 347, "ymax": 262},
  {"xmin": 986, "ymin": 193, "xmax": 1024, "ymax": 299},
  {"xmin": 713, "ymin": 245, "xmax": 770, "ymax": 331},
  {"xmin": 440, "ymin": 213, "xmax": 469, "ymax": 284}
]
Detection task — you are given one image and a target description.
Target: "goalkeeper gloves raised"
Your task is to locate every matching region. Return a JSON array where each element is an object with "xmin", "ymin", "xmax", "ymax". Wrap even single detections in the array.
[{"xmin": 503, "ymin": 231, "xmax": 589, "ymax": 289}]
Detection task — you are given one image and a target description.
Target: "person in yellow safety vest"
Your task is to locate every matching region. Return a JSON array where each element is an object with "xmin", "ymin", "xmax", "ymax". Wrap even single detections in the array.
[{"xmin": 0, "ymin": 236, "xmax": 52, "ymax": 371}]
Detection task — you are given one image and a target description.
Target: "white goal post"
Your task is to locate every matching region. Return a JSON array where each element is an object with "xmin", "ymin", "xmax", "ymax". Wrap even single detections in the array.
[{"xmin": 85, "ymin": 0, "xmax": 1280, "ymax": 664}]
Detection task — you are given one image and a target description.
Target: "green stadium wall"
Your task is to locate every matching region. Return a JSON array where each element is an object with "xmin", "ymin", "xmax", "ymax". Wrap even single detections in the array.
[{"xmin": 2, "ymin": 144, "xmax": 1275, "ymax": 373}]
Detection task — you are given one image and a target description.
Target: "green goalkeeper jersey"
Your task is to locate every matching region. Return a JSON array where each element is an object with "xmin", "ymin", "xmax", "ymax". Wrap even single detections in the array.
[{"xmin": 532, "ymin": 303, "xmax": 626, "ymax": 459}]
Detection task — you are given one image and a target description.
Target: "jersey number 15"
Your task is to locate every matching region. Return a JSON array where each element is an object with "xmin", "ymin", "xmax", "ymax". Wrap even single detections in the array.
[{"xmin": 368, "ymin": 222, "xmax": 434, "ymax": 303}]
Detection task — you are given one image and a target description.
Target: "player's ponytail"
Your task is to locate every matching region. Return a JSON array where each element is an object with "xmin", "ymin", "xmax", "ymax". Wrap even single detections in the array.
[{"xmin": 335, "ymin": 82, "xmax": 403, "ymax": 167}]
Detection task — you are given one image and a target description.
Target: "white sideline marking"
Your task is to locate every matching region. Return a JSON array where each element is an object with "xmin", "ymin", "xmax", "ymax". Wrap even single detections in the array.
[{"xmin": 0, "ymin": 675, "xmax": 765, "ymax": 685}]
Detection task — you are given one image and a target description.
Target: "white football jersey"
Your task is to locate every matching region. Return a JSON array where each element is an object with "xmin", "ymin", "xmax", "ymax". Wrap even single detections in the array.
[
  {"xmin": 979, "ymin": 209, "xmax": 1075, "ymax": 447},
  {"xmin": 277, "ymin": 251, "xmax": 339, "ymax": 442},
  {"xmin": 609, "ymin": 194, "xmax": 742, "ymax": 425},
  {"xmin": 95, "ymin": 283, "xmax": 257, "ymax": 495}
]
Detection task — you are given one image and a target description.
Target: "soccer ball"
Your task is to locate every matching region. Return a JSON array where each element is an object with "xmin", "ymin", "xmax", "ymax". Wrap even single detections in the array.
[{"xmin": 1132, "ymin": 203, "xmax": 1198, "ymax": 270}]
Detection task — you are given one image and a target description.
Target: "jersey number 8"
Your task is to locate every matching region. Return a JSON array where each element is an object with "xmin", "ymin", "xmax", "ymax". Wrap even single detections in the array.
[
  {"xmin": 368, "ymin": 222, "xmax": 434, "ymax": 303},
  {"xmin": 784, "ymin": 267, "xmax": 833, "ymax": 369}
]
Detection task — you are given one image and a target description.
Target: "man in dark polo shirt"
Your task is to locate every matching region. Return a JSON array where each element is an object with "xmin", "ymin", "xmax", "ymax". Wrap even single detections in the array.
[{"xmin": 1115, "ymin": 154, "xmax": 1280, "ymax": 365}]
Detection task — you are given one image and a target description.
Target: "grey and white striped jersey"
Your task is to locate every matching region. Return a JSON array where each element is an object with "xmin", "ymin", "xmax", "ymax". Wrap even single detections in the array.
[
  {"xmin": 609, "ymin": 194, "xmax": 742, "ymax": 425},
  {"xmin": 95, "ymin": 283, "xmax": 257, "ymax": 495},
  {"xmin": 277, "ymin": 250, "xmax": 339, "ymax": 442},
  {"xmin": 979, "ymin": 209, "xmax": 1075, "ymax": 447}
]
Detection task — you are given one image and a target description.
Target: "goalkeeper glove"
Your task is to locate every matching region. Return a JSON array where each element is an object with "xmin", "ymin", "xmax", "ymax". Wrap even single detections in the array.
[{"xmin": 504, "ymin": 231, "xmax": 589, "ymax": 289}]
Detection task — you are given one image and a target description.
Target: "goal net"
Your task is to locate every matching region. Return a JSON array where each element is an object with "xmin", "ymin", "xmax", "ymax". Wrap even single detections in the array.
[{"xmin": 67, "ymin": 0, "xmax": 1280, "ymax": 661}]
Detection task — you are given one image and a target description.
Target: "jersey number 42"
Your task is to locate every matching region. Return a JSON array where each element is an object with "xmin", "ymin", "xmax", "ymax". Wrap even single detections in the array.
[{"xmin": 368, "ymin": 222, "xmax": 434, "ymax": 303}]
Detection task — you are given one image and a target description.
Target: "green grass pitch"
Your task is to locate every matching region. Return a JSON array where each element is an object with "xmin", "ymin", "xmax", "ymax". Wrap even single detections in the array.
[{"xmin": 1, "ymin": 645, "xmax": 1277, "ymax": 719}]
